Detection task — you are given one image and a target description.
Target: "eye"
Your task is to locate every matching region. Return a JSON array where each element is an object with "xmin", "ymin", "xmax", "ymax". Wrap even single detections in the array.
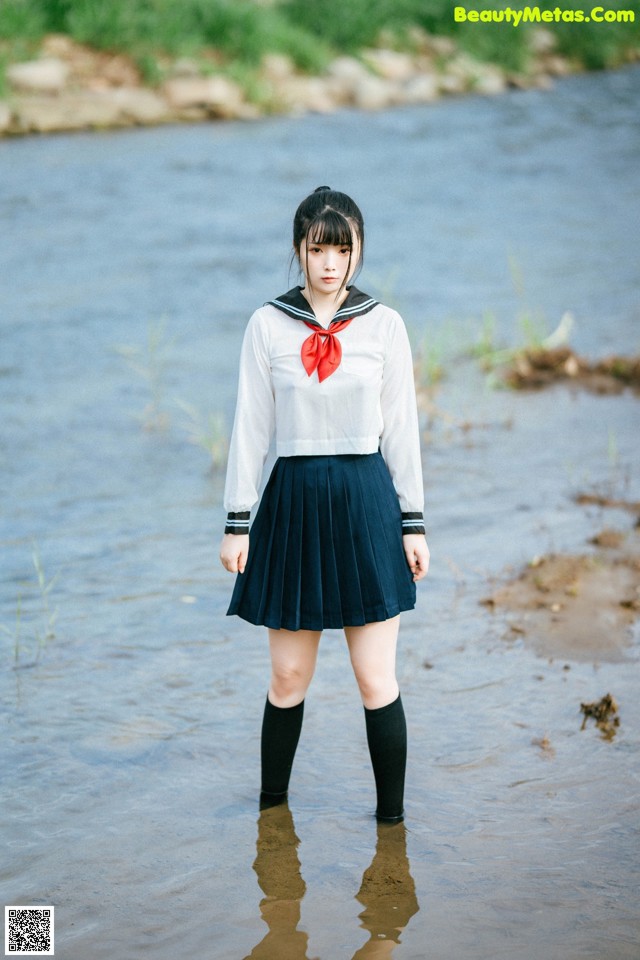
[{"xmin": 340, "ymin": 247, "xmax": 351, "ymax": 255}]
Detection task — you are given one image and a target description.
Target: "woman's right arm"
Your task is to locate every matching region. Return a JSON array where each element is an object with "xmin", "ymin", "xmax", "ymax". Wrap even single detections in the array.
[{"xmin": 220, "ymin": 311, "xmax": 275, "ymax": 571}]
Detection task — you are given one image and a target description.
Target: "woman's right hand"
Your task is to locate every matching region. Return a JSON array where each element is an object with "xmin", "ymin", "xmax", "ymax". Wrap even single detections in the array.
[{"xmin": 219, "ymin": 533, "xmax": 249, "ymax": 574}]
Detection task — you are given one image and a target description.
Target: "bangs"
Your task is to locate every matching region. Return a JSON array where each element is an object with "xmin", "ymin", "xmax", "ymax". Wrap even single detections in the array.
[{"xmin": 306, "ymin": 210, "xmax": 354, "ymax": 248}]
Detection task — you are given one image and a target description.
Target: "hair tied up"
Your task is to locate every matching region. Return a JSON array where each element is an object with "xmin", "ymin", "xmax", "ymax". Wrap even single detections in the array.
[{"xmin": 314, "ymin": 185, "xmax": 332, "ymax": 193}]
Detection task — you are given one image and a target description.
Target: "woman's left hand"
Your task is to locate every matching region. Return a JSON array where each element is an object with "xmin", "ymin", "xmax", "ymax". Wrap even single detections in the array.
[{"xmin": 403, "ymin": 534, "xmax": 430, "ymax": 582}]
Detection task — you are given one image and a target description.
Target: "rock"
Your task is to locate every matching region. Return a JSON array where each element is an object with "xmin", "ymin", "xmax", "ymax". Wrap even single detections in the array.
[
  {"xmin": 447, "ymin": 53, "xmax": 483, "ymax": 85},
  {"xmin": 277, "ymin": 76, "xmax": 336, "ymax": 114},
  {"xmin": 164, "ymin": 76, "xmax": 208, "ymax": 110},
  {"xmin": 13, "ymin": 92, "xmax": 124, "ymax": 133},
  {"xmin": 228, "ymin": 101, "xmax": 262, "ymax": 121},
  {"xmin": 403, "ymin": 74, "xmax": 439, "ymax": 104},
  {"xmin": 7, "ymin": 58, "xmax": 70, "ymax": 95},
  {"xmin": 414, "ymin": 53, "xmax": 436, "ymax": 73},
  {"xmin": 473, "ymin": 65, "xmax": 507, "ymax": 96},
  {"xmin": 529, "ymin": 28, "xmax": 557, "ymax": 56},
  {"xmin": 542, "ymin": 55, "xmax": 573, "ymax": 76},
  {"xmin": 169, "ymin": 58, "xmax": 202, "ymax": 79},
  {"xmin": 531, "ymin": 74, "xmax": 555, "ymax": 90},
  {"xmin": 438, "ymin": 54, "xmax": 505, "ymax": 96},
  {"xmin": 40, "ymin": 34, "xmax": 77, "ymax": 59},
  {"xmin": 437, "ymin": 71, "xmax": 467, "ymax": 96},
  {"xmin": 0, "ymin": 102, "xmax": 12, "ymax": 133},
  {"xmin": 171, "ymin": 105, "xmax": 209, "ymax": 122},
  {"xmin": 427, "ymin": 36, "xmax": 458, "ymax": 59},
  {"xmin": 261, "ymin": 54, "xmax": 295, "ymax": 83},
  {"xmin": 406, "ymin": 25, "xmax": 435, "ymax": 53},
  {"xmin": 163, "ymin": 75, "xmax": 247, "ymax": 117},
  {"xmin": 327, "ymin": 56, "xmax": 371, "ymax": 89},
  {"xmin": 353, "ymin": 75, "xmax": 398, "ymax": 111},
  {"xmin": 362, "ymin": 49, "xmax": 415, "ymax": 82},
  {"xmin": 322, "ymin": 76, "xmax": 352, "ymax": 107},
  {"xmin": 324, "ymin": 57, "xmax": 377, "ymax": 107},
  {"xmin": 14, "ymin": 88, "xmax": 169, "ymax": 132},
  {"xmin": 110, "ymin": 88, "xmax": 170, "ymax": 124}
]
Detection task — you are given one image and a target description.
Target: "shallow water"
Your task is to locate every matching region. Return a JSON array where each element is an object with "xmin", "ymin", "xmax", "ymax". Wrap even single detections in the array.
[{"xmin": 1, "ymin": 66, "xmax": 639, "ymax": 959}]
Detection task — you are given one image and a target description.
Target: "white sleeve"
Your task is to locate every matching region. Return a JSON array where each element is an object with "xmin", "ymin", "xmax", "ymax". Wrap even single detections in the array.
[
  {"xmin": 223, "ymin": 310, "xmax": 275, "ymax": 514},
  {"xmin": 379, "ymin": 312, "xmax": 425, "ymax": 519}
]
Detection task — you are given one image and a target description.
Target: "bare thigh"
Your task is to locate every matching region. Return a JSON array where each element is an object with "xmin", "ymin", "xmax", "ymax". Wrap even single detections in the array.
[
  {"xmin": 268, "ymin": 628, "xmax": 322, "ymax": 708},
  {"xmin": 344, "ymin": 616, "xmax": 400, "ymax": 709}
]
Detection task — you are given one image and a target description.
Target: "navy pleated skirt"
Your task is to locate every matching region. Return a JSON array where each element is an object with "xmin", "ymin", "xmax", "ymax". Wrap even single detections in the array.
[{"xmin": 226, "ymin": 451, "xmax": 416, "ymax": 631}]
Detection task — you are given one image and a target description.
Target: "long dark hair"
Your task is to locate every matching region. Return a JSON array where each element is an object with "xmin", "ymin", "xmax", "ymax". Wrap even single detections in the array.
[{"xmin": 292, "ymin": 186, "xmax": 365, "ymax": 298}]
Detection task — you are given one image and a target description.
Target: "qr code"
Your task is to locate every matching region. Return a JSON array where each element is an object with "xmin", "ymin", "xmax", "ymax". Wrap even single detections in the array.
[{"xmin": 5, "ymin": 906, "xmax": 54, "ymax": 955}]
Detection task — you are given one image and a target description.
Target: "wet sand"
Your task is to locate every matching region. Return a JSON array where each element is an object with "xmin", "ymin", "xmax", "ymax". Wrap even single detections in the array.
[{"xmin": 481, "ymin": 526, "xmax": 640, "ymax": 662}]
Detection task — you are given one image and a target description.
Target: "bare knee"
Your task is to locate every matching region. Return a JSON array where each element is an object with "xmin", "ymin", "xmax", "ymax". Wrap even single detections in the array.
[
  {"xmin": 268, "ymin": 628, "xmax": 320, "ymax": 707},
  {"xmin": 269, "ymin": 663, "xmax": 313, "ymax": 706},
  {"xmin": 345, "ymin": 618, "xmax": 400, "ymax": 709},
  {"xmin": 353, "ymin": 671, "xmax": 399, "ymax": 710}
]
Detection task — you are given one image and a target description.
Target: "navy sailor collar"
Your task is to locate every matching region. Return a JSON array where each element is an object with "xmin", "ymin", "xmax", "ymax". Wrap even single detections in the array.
[{"xmin": 267, "ymin": 285, "xmax": 378, "ymax": 328}]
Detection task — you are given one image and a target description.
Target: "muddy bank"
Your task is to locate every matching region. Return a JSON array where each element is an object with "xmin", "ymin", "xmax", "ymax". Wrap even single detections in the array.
[
  {"xmin": 481, "ymin": 526, "xmax": 640, "ymax": 663},
  {"xmin": 0, "ymin": 29, "xmax": 583, "ymax": 137},
  {"xmin": 498, "ymin": 346, "xmax": 640, "ymax": 394}
]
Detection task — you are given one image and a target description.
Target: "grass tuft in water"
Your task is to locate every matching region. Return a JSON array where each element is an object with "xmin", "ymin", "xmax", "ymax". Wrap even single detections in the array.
[
  {"xmin": 175, "ymin": 399, "xmax": 229, "ymax": 471},
  {"xmin": 116, "ymin": 318, "xmax": 172, "ymax": 431},
  {"xmin": 1, "ymin": 547, "xmax": 59, "ymax": 669}
]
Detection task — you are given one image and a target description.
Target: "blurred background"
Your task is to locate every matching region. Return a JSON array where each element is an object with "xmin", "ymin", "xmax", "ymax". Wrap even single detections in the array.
[{"xmin": 1, "ymin": 4, "xmax": 639, "ymax": 959}]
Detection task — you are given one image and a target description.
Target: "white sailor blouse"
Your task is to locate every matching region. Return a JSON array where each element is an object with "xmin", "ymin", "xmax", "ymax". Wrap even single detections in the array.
[{"xmin": 223, "ymin": 286, "xmax": 425, "ymax": 536}]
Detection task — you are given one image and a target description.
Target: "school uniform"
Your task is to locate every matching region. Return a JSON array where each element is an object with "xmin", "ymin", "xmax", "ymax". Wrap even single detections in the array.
[{"xmin": 224, "ymin": 285, "xmax": 425, "ymax": 632}]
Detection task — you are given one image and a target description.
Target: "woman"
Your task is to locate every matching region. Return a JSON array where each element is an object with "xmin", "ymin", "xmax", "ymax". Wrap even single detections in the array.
[{"xmin": 220, "ymin": 186, "xmax": 429, "ymax": 822}]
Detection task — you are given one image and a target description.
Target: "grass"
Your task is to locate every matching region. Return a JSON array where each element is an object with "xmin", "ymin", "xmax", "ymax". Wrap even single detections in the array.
[
  {"xmin": 1, "ymin": 547, "xmax": 58, "ymax": 669},
  {"xmin": 1, "ymin": 0, "xmax": 638, "ymax": 97},
  {"xmin": 412, "ymin": 326, "xmax": 449, "ymax": 390},
  {"xmin": 116, "ymin": 318, "xmax": 172, "ymax": 431},
  {"xmin": 465, "ymin": 256, "xmax": 576, "ymax": 380},
  {"xmin": 175, "ymin": 399, "xmax": 229, "ymax": 471}
]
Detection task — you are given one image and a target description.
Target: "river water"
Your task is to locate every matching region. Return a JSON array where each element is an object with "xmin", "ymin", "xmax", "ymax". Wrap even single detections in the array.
[{"xmin": 1, "ymin": 66, "xmax": 639, "ymax": 959}]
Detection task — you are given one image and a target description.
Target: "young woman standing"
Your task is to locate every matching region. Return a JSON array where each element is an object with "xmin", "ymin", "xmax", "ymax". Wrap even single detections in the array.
[{"xmin": 220, "ymin": 186, "xmax": 429, "ymax": 822}]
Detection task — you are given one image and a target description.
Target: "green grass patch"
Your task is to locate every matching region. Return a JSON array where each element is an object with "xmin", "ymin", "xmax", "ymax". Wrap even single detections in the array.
[{"xmin": 0, "ymin": 0, "xmax": 637, "ymax": 93}]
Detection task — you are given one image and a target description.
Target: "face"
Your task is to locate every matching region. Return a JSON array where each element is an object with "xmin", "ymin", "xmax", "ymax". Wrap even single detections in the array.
[{"xmin": 298, "ymin": 231, "xmax": 360, "ymax": 300}]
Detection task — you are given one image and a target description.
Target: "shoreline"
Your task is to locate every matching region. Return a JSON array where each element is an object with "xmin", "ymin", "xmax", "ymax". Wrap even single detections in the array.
[{"xmin": 2, "ymin": 29, "xmax": 636, "ymax": 138}]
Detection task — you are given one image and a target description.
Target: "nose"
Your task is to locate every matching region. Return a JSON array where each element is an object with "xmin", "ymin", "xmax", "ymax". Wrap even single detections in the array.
[{"xmin": 324, "ymin": 249, "xmax": 338, "ymax": 270}]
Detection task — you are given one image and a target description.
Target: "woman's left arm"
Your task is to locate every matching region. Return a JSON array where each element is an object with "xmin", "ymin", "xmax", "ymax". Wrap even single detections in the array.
[{"xmin": 379, "ymin": 311, "xmax": 429, "ymax": 576}]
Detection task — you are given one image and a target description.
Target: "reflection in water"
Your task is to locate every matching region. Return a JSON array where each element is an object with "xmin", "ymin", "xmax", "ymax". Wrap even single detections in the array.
[
  {"xmin": 353, "ymin": 823, "xmax": 419, "ymax": 959},
  {"xmin": 245, "ymin": 803, "xmax": 311, "ymax": 960},
  {"xmin": 246, "ymin": 807, "xmax": 419, "ymax": 960}
]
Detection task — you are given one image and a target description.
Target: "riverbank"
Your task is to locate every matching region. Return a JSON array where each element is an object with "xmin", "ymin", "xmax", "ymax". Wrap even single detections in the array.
[{"xmin": 1, "ymin": 26, "xmax": 636, "ymax": 136}]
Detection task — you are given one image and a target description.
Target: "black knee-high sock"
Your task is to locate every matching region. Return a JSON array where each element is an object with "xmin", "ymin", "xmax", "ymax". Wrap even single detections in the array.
[
  {"xmin": 364, "ymin": 693, "xmax": 407, "ymax": 822},
  {"xmin": 260, "ymin": 696, "xmax": 305, "ymax": 806}
]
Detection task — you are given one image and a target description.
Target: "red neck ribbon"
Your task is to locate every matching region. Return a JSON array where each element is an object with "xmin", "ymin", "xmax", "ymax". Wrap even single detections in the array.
[{"xmin": 300, "ymin": 318, "xmax": 353, "ymax": 382}]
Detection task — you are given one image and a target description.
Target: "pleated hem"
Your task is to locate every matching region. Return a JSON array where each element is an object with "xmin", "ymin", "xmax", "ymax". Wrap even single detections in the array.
[{"xmin": 226, "ymin": 598, "xmax": 415, "ymax": 633}]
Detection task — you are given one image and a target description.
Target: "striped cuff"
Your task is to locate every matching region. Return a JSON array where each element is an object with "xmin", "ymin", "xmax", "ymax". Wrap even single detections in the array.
[
  {"xmin": 225, "ymin": 511, "xmax": 250, "ymax": 535},
  {"xmin": 401, "ymin": 512, "xmax": 425, "ymax": 535}
]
